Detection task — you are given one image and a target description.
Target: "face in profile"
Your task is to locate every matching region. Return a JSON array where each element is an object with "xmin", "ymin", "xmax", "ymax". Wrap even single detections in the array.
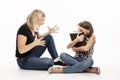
[{"xmin": 37, "ymin": 17, "xmax": 45, "ymax": 26}]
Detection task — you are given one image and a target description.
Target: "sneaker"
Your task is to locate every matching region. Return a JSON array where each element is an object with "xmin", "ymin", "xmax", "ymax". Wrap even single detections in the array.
[{"xmin": 54, "ymin": 61, "xmax": 67, "ymax": 66}]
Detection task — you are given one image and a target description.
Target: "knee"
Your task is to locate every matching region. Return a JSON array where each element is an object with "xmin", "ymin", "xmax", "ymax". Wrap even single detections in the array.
[
  {"xmin": 85, "ymin": 57, "xmax": 94, "ymax": 66},
  {"xmin": 44, "ymin": 34, "xmax": 53, "ymax": 40},
  {"xmin": 60, "ymin": 53, "xmax": 68, "ymax": 60}
]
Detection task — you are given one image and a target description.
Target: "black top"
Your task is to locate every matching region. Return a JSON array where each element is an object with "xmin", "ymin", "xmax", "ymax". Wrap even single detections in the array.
[{"xmin": 16, "ymin": 23, "xmax": 35, "ymax": 58}]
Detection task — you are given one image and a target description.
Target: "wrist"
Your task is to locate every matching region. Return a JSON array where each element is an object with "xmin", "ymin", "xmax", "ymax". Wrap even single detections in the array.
[
  {"xmin": 32, "ymin": 41, "xmax": 36, "ymax": 47},
  {"xmin": 75, "ymin": 38, "xmax": 80, "ymax": 42}
]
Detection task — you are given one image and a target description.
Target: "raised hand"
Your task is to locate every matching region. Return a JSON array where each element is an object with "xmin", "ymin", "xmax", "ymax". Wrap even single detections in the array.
[{"xmin": 47, "ymin": 25, "xmax": 59, "ymax": 34}]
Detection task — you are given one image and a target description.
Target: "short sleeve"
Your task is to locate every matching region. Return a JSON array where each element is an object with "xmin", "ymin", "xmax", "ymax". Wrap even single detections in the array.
[{"xmin": 17, "ymin": 24, "xmax": 29, "ymax": 37}]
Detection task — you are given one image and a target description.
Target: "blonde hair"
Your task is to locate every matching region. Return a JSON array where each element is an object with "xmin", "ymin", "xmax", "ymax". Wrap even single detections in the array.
[{"xmin": 26, "ymin": 9, "xmax": 45, "ymax": 31}]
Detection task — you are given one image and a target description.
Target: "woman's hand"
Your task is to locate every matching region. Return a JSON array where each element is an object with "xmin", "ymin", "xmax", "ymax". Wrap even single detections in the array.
[
  {"xmin": 34, "ymin": 35, "xmax": 45, "ymax": 46},
  {"xmin": 47, "ymin": 25, "xmax": 59, "ymax": 34},
  {"xmin": 38, "ymin": 25, "xmax": 59, "ymax": 38}
]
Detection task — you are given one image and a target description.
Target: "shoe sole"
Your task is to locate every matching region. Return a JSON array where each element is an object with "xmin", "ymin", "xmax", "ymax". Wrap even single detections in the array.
[{"xmin": 96, "ymin": 67, "xmax": 100, "ymax": 75}]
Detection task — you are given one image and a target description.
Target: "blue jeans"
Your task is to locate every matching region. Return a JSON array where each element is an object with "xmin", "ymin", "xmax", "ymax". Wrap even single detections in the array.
[
  {"xmin": 17, "ymin": 35, "xmax": 58, "ymax": 70},
  {"xmin": 60, "ymin": 53, "xmax": 93, "ymax": 73}
]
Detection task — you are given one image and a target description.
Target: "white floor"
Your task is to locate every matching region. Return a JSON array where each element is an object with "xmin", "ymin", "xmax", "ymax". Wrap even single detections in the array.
[{"xmin": 1, "ymin": 64, "xmax": 119, "ymax": 80}]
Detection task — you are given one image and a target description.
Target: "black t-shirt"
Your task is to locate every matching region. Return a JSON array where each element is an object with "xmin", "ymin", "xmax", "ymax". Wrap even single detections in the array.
[{"xmin": 16, "ymin": 23, "xmax": 35, "ymax": 58}]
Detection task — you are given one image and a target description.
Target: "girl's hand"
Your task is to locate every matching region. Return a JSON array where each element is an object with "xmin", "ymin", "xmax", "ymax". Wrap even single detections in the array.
[
  {"xmin": 47, "ymin": 25, "xmax": 59, "ymax": 34},
  {"xmin": 76, "ymin": 33, "xmax": 84, "ymax": 42},
  {"xmin": 72, "ymin": 47, "xmax": 76, "ymax": 52}
]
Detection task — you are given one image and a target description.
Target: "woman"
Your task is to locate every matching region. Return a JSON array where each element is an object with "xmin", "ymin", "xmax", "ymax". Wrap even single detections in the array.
[
  {"xmin": 48, "ymin": 21, "xmax": 100, "ymax": 74},
  {"xmin": 16, "ymin": 9, "xmax": 66, "ymax": 70}
]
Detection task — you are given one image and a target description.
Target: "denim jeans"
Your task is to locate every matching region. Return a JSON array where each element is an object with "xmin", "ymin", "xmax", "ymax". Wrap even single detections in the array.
[
  {"xmin": 60, "ymin": 53, "xmax": 93, "ymax": 73},
  {"xmin": 17, "ymin": 35, "xmax": 58, "ymax": 70}
]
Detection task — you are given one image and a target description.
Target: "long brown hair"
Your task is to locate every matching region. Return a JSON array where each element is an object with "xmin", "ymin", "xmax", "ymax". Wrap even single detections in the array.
[{"xmin": 78, "ymin": 21, "xmax": 94, "ymax": 38}]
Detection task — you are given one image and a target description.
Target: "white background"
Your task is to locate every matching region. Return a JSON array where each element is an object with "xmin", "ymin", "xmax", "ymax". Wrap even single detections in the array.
[{"xmin": 0, "ymin": 0, "xmax": 120, "ymax": 80}]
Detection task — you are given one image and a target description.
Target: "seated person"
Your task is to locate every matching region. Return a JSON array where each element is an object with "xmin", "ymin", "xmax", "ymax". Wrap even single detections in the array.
[{"xmin": 48, "ymin": 21, "xmax": 100, "ymax": 74}]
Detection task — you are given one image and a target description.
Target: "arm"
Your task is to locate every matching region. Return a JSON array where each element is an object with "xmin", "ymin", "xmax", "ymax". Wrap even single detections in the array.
[
  {"xmin": 72, "ymin": 35, "xmax": 95, "ymax": 52},
  {"xmin": 37, "ymin": 31, "xmax": 50, "ymax": 39},
  {"xmin": 67, "ymin": 38, "xmax": 80, "ymax": 49},
  {"xmin": 38, "ymin": 25, "xmax": 59, "ymax": 39},
  {"xmin": 67, "ymin": 34, "xmax": 84, "ymax": 49},
  {"xmin": 18, "ymin": 34, "xmax": 45, "ymax": 54}
]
